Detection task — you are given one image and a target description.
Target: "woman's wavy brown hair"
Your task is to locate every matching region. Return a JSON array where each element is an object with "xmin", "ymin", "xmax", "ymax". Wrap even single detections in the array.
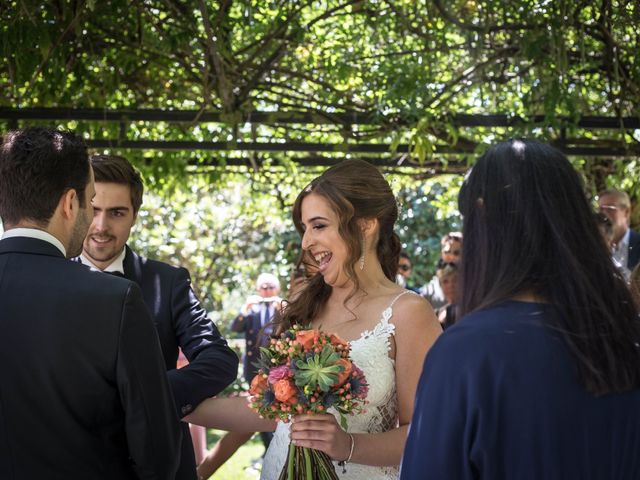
[{"xmin": 277, "ymin": 159, "xmax": 401, "ymax": 331}]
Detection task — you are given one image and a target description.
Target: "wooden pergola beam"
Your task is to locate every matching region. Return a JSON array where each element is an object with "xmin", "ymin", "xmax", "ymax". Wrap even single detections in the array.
[
  {"xmin": 83, "ymin": 139, "xmax": 640, "ymax": 157},
  {"xmin": 1, "ymin": 107, "xmax": 639, "ymax": 129},
  {"xmin": 2, "ymin": 108, "xmax": 639, "ymax": 158}
]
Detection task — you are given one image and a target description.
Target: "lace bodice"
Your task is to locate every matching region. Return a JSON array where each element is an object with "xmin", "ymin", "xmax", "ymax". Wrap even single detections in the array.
[{"xmin": 260, "ymin": 292, "xmax": 409, "ymax": 480}]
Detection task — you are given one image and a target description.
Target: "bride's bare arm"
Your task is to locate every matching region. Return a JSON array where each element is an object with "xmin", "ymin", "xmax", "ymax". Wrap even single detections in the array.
[
  {"xmin": 185, "ymin": 396, "xmax": 277, "ymax": 433},
  {"xmin": 290, "ymin": 294, "xmax": 441, "ymax": 465}
]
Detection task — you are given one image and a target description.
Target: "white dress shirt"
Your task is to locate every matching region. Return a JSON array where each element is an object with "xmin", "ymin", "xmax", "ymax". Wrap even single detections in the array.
[
  {"xmin": 1, "ymin": 228, "xmax": 66, "ymax": 257},
  {"xmin": 79, "ymin": 248, "xmax": 126, "ymax": 274},
  {"xmin": 612, "ymin": 229, "xmax": 630, "ymax": 268}
]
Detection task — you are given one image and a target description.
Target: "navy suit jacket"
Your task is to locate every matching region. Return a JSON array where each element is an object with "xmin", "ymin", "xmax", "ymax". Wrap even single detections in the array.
[
  {"xmin": 627, "ymin": 229, "xmax": 640, "ymax": 270},
  {"xmin": 231, "ymin": 304, "xmax": 275, "ymax": 383},
  {"xmin": 122, "ymin": 246, "xmax": 238, "ymax": 416},
  {"xmin": 0, "ymin": 237, "xmax": 181, "ymax": 479},
  {"xmin": 121, "ymin": 246, "xmax": 239, "ymax": 479}
]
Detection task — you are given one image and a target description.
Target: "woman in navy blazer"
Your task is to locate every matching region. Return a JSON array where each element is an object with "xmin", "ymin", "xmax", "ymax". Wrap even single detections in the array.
[{"xmin": 401, "ymin": 140, "xmax": 640, "ymax": 480}]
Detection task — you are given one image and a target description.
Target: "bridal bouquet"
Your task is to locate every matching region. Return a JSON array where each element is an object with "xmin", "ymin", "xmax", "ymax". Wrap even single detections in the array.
[{"xmin": 248, "ymin": 325, "xmax": 368, "ymax": 480}]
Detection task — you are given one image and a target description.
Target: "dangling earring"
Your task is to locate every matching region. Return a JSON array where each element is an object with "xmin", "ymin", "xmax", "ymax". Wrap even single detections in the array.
[{"xmin": 359, "ymin": 236, "xmax": 366, "ymax": 270}]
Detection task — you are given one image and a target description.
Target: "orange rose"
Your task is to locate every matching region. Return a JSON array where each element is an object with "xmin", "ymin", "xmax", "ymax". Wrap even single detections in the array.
[
  {"xmin": 273, "ymin": 379, "xmax": 298, "ymax": 405},
  {"xmin": 249, "ymin": 374, "xmax": 268, "ymax": 395},
  {"xmin": 296, "ymin": 330, "xmax": 318, "ymax": 351},
  {"xmin": 334, "ymin": 358, "xmax": 352, "ymax": 387},
  {"xmin": 329, "ymin": 333, "xmax": 349, "ymax": 350}
]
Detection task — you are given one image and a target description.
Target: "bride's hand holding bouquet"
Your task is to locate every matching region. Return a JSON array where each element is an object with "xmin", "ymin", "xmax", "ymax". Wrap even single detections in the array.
[{"xmin": 248, "ymin": 325, "xmax": 368, "ymax": 480}]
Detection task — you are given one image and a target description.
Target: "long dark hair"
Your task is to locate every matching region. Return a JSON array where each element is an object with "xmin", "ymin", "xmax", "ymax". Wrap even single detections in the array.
[
  {"xmin": 458, "ymin": 139, "xmax": 640, "ymax": 395},
  {"xmin": 279, "ymin": 159, "xmax": 401, "ymax": 329}
]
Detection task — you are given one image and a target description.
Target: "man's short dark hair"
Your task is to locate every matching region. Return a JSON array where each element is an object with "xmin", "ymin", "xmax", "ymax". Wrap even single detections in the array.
[
  {"xmin": 0, "ymin": 127, "xmax": 90, "ymax": 226},
  {"xmin": 91, "ymin": 155, "xmax": 144, "ymax": 213},
  {"xmin": 89, "ymin": 154, "xmax": 144, "ymax": 213}
]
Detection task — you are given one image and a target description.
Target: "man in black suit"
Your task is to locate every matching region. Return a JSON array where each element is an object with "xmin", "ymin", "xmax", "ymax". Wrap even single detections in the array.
[
  {"xmin": 0, "ymin": 127, "xmax": 181, "ymax": 479},
  {"xmin": 598, "ymin": 189, "xmax": 640, "ymax": 276},
  {"xmin": 78, "ymin": 154, "xmax": 238, "ymax": 480}
]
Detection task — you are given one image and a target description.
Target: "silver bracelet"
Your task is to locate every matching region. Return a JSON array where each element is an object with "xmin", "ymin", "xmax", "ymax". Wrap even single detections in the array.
[{"xmin": 337, "ymin": 433, "xmax": 355, "ymax": 473}]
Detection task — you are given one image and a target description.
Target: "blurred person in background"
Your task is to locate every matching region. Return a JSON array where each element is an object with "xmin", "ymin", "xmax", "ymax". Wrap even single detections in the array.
[
  {"xmin": 396, "ymin": 251, "xmax": 419, "ymax": 292},
  {"xmin": 232, "ymin": 272, "xmax": 283, "ymax": 392},
  {"xmin": 420, "ymin": 232, "xmax": 462, "ymax": 309},
  {"xmin": 597, "ymin": 189, "xmax": 640, "ymax": 279},
  {"xmin": 594, "ymin": 211, "xmax": 614, "ymax": 248},
  {"xmin": 435, "ymin": 260, "xmax": 458, "ymax": 330}
]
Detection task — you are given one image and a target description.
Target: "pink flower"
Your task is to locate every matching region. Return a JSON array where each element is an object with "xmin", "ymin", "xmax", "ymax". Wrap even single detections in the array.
[{"xmin": 268, "ymin": 365, "xmax": 291, "ymax": 384}]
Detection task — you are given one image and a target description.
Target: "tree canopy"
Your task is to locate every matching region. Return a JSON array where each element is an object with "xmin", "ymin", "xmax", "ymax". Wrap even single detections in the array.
[{"xmin": 2, "ymin": 0, "xmax": 639, "ymax": 183}]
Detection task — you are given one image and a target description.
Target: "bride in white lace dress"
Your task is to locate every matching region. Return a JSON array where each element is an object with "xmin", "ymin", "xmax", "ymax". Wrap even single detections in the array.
[{"xmin": 187, "ymin": 159, "xmax": 441, "ymax": 479}]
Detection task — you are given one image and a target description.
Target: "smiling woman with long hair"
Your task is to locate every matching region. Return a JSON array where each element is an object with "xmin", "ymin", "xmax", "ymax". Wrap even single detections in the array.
[
  {"xmin": 401, "ymin": 140, "xmax": 640, "ymax": 480},
  {"xmin": 187, "ymin": 159, "xmax": 441, "ymax": 479}
]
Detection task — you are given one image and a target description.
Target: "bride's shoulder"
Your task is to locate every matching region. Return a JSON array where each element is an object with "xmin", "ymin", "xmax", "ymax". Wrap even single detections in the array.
[
  {"xmin": 389, "ymin": 290, "xmax": 439, "ymax": 332},
  {"xmin": 392, "ymin": 289, "xmax": 432, "ymax": 312}
]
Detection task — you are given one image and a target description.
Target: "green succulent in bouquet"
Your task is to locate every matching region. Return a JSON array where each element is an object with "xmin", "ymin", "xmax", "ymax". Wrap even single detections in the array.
[{"xmin": 294, "ymin": 346, "xmax": 344, "ymax": 392}]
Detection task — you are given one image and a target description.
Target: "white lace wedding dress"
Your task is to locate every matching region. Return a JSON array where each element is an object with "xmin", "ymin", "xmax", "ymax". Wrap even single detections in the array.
[{"xmin": 260, "ymin": 292, "xmax": 409, "ymax": 480}]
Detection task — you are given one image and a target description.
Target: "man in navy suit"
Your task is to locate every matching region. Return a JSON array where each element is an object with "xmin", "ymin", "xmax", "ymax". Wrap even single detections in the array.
[
  {"xmin": 598, "ymin": 189, "xmax": 640, "ymax": 276},
  {"xmin": 231, "ymin": 272, "xmax": 282, "ymax": 384},
  {"xmin": 231, "ymin": 272, "xmax": 281, "ymax": 450},
  {"xmin": 0, "ymin": 127, "xmax": 181, "ymax": 479},
  {"xmin": 77, "ymin": 154, "xmax": 238, "ymax": 480}
]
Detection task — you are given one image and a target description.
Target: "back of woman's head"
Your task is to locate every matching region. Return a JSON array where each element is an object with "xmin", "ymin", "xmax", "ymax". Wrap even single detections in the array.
[
  {"xmin": 283, "ymin": 159, "xmax": 401, "ymax": 327},
  {"xmin": 459, "ymin": 139, "xmax": 640, "ymax": 395}
]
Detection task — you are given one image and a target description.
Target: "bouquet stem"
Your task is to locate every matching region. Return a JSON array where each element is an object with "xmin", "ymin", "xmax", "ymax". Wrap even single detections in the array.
[{"xmin": 278, "ymin": 443, "xmax": 340, "ymax": 480}]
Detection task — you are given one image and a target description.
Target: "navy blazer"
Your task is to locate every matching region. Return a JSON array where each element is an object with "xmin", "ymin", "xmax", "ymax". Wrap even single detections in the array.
[
  {"xmin": 401, "ymin": 301, "xmax": 640, "ymax": 480},
  {"xmin": 121, "ymin": 246, "xmax": 239, "ymax": 480},
  {"xmin": 0, "ymin": 237, "xmax": 181, "ymax": 479},
  {"xmin": 122, "ymin": 246, "xmax": 238, "ymax": 416}
]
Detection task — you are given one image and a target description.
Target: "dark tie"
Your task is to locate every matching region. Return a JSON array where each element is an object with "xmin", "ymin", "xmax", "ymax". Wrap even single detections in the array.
[
  {"xmin": 260, "ymin": 303, "xmax": 274, "ymax": 345},
  {"xmin": 107, "ymin": 271, "xmax": 125, "ymax": 278}
]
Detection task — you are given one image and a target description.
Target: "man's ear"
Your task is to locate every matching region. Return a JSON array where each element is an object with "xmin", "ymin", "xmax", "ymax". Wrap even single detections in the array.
[{"xmin": 59, "ymin": 188, "xmax": 78, "ymax": 221}]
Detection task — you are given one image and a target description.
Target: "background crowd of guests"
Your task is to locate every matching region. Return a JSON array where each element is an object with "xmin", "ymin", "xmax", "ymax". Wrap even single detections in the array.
[{"xmin": 397, "ymin": 232, "xmax": 462, "ymax": 330}]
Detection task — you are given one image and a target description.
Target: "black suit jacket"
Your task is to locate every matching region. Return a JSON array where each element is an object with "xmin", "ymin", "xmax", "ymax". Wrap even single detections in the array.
[
  {"xmin": 628, "ymin": 229, "xmax": 640, "ymax": 270},
  {"xmin": 0, "ymin": 237, "xmax": 181, "ymax": 479},
  {"xmin": 121, "ymin": 246, "xmax": 239, "ymax": 479}
]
